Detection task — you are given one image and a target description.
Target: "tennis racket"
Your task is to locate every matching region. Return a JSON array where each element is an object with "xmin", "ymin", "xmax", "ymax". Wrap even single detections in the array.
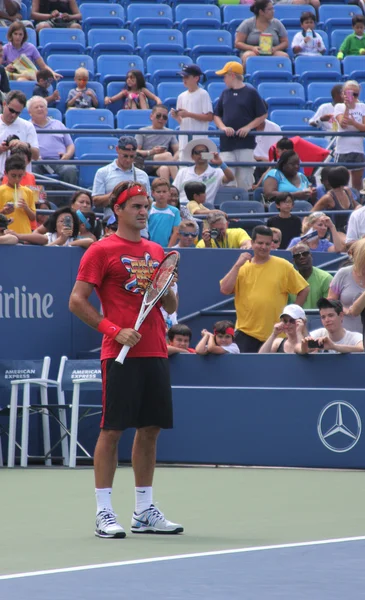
[{"xmin": 115, "ymin": 251, "xmax": 180, "ymax": 365}]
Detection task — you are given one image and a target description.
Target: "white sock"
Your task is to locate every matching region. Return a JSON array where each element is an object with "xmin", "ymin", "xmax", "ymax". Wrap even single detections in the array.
[
  {"xmin": 95, "ymin": 488, "xmax": 113, "ymax": 514},
  {"xmin": 135, "ymin": 487, "xmax": 153, "ymax": 514}
]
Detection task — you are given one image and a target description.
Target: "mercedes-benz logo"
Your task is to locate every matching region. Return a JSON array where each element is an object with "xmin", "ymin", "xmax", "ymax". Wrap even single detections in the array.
[{"xmin": 317, "ymin": 401, "xmax": 362, "ymax": 453}]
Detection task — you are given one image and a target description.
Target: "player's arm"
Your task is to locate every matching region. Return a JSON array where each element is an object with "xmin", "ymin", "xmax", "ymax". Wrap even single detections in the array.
[
  {"xmin": 69, "ymin": 281, "xmax": 141, "ymax": 346},
  {"xmin": 168, "ymin": 225, "xmax": 179, "ymax": 247},
  {"xmin": 160, "ymin": 284, "xmax": 177, "ymax": 314}
]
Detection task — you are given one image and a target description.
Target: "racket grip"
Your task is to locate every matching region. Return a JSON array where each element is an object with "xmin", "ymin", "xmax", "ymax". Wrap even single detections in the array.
[{"xmin": 115, "ymin": 344, "xmax": 130, "ymax": 365}]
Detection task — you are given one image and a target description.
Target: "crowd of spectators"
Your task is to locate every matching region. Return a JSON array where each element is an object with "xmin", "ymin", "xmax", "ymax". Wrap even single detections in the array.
[{"xmin": 1, "ymin": 0, "xmax": 365, "ymax": 356}]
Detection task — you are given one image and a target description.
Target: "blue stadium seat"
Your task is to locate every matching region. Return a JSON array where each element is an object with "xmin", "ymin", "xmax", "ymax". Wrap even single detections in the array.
[
  {"xmin": 257, "ymin": 82, "xmax": 306, "ymax": 112},
  {"xmin": 47, "ymin": 55, "xmax": 94, "ymax": 80},
  {"xmin": 318, "ymin": 4, "xmax": 362, "ymax": 37},
  {"xmin": 87, "ymin": 29, "xmax": 134, "ymax": 60},
  {"xmin": 21, "ymin": 107, "xmax": 62, "ymax": 121},
  {"xmin": 80, "ymin": 3, "xmax": 125, "ymax": 33},
  {"xmin": 157, "ymin": 82, "xmax": 185, "ymax": 109},
  {"xmin": 78, "ymin": 154, "xmax": 115, "ymax": 188},
  {"xmin": 10, "ymin": 80, "xmax": 53, "ymax": 100},
  {"xmin": 330, "ymin": 29, "xmax": 353, "ymax": 54},
  {"xmin": 65, "ymin": 108, "xmax": 114, "ymax": 130},
  {"xmin": 38, "ymin": 29, "xmax": 86, "ymax": 60},
  {"xmin": 245, "ymin": 56, "xmax": 293, "ymax": 87},
  {"xmin": 136, "ymin": 29, "xmax": 184, "ymax": 61},
  {"xmin": 294, "ymin": 56, "xmax": 341, "ymax": 86},
  {"xmin": 186, "ymin": 29, "xmax": 233, "ymax": 62},
  {"xmin": 274, "ymin": 4, "xmax": 315, "ymax": 28},
  {"xmin": 220, "ymin": 200, "xmax": 265, "ymax": 231},
  {"xmin": 0, "ymin": 26, "xmax": 36, "ymax": 46},
  {"xmin": 343, "ymin": 56, "xmax": 365, "ymax": 83},
  {"xmin": 286, "ymin": 29, "xmax": 329, "ymax": 58},
  {"xmin": 96, "ymin": 55, "xmax": 144, "ymax": 86},
  {"xmin": 74, "ymin": 136, "xmax": 117, "ymax": 158},
  {"xmin": 146, "ymin": 55, "xmax": 193, "ymax": 87},
  {"xmin": 126, "ymin": 3, "xmax": 173, "ymax": 35},
  {"xmin": 268, "ymin": 201, "xmax": 279, "ymax": 213},
  {"xmin": 271, "ymin": 109, "xmax": 315, "ymax": 132},
  {"xmin": 175, "ymin": 4, "xmax": 221, "ymax": 34},
  {"xmin": 197, "ymin": 55, "xmax": 241, "ymax": 83},
  {"xmin": 214, "ymin": 187, "xmax": 249, "ymax": 208},
  {"xmin": 106, "ymin": 81, "xmax": 155, "ymax": 115},
  {"xmin": 293, "ymin": 200, "xmax": 313, "ymax": 212},
  {"xmin": 222, "ymin": 4, "xmax": 251, "ymax": 37},
  {"xmin": 207, "ymin": 81, "xmax": 226, "ymax": 108},
  {"xmin": 306, "ymin": 82, "xmax": 338, "ymax": 110},
  {"xmin": 56, "ymin": 80, "xmax": 104, "ymax": 113},
  {"xmin": 116, "ymin": 109, "xmax": 152, "ymax": 130}
]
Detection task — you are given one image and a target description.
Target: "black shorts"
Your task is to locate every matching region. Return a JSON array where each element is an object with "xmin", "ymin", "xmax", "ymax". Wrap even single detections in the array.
[
  {"xmin": 335, "ymin": 152, "xmax": 365, "ymax": 170},
  {"xmin": 101, "ymin": 357, "xmax": 173, "ymax": 431}
]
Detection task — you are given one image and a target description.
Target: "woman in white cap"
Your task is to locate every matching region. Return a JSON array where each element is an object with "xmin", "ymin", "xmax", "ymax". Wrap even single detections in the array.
[{"xmin": 259, "ymin": 304, "xmax": 308, "ymax": 353}]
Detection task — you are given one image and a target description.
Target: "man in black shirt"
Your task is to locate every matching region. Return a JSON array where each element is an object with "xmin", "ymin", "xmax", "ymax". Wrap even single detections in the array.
[
  {"xmin": 267, "ymin": 194, "xmax": 302, "ymax": 249},
  {"xmin": 214, "ymin": 61, "xmax": 267, "ymax": 191}
]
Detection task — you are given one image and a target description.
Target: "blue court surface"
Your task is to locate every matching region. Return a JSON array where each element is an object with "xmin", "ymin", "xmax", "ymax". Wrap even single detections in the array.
[{"xmin": 1, "ymin": 537, "xmax": 365, "ymax": 599}]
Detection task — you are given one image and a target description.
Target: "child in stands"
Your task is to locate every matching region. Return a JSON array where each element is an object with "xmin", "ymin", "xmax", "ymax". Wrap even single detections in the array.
[
  {"xmin": 267, "ymin": 194, "xmax": 302, "ymax": 249},
  {"xmin": 104, "ymin": 69, "xmax": 161, "ymax": 109},
  {"xmin": 292, "ymin": 12, "xmax": 326, "ymax": 56},
  {"xmin": 167, "ymin": 324, "xmax": 196, "ymax": 355},
  {"xmin": 0, "ymin": 155, "xmax": 35, "ymax": 234},
  {"xmin": 148, "ymin": 177, "xmax": 181, "ymax": 247},
  {"xmin": 195, "ymin": 320, "xmax": 240, "ymax": 355},
  {"xmin": 337, "ymin": 15, "xmax": 365, "ymax": 59},
  {"xmin": 67, "ymin": 67, "xmax": 98, "ymax": 109},
  {"xmin": 33, "ymin": 68, "xmax": 60, "ymax": 106},
  {"xmin": 185, "ymin": 182, "xmax": 215, "ymax": 216}
]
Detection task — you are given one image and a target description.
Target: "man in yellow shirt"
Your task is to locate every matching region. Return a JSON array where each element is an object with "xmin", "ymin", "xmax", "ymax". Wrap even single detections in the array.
[
  {"xmin": 196, "ymin": 210, "xmax": 251, "ymax": 249},
  {"xmin": 220, "ymin": 225, "xmax": 309, "ymax": 352},
  {"xmin": 0, "ymin": 155, "xmax": 35, "ymax": 234}
]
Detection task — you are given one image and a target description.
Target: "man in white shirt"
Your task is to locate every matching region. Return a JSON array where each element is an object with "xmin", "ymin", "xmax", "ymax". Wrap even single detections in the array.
[
  {"xmin": 0, "ymin": 90, "xmax": 39, "ymax": 177},
  {"xmin": 172, "ymin": 138, "xmax": 234, "ymax": 205},
  {"xmin": 346, "ymin": 205, "xmax": 365, "ymax": 246},
  {"xmin": 170, "ymin": 64, "xmax": 213, "ymax": 156},
  {"xmin": 254, "ymin": 119, "xmax": 282, "ymax": 162},
  {"xmin": 296, "ymin": 297, "xmax": 363, "ymax": 354},
  {"xmin": 309, "ymin": 84, "xmax": 343, "ymax": 131}
]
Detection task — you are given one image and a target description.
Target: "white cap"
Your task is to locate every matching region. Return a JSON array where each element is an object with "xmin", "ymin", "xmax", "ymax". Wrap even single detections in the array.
[{"xmin": 280, "ymin": 304, "xmax": 306, "ymax": 320}]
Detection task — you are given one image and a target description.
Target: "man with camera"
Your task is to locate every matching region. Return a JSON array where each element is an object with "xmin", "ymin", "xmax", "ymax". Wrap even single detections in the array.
[
  {"xmin": 172, "ymin": 138, "xmax": 234, "ymax": 206},
  {"xmin": 0, "ymin": 90, "xmax": 39, "ymax": 177},
  {"xmin": 196, "ymin": 210, "xmax": 251, "ymax": 249},
  {"xmin": 295, "ymin": 297, "xmax": 363, "ymax": 354}
]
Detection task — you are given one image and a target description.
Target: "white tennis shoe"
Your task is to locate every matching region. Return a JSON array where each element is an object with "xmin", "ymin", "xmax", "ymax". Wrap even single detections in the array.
[
  {"xmin": 131, "ymin": 504, "xmax": 184, "ymax": 534},
  {"xmin": 95, "ymin": 509, "xmax": 126, "ymax": 539}
]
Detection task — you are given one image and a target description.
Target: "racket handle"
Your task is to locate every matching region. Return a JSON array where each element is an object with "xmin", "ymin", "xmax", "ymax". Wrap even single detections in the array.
[{"xmin": 115, "ymin": 344, "xmax": 130, "ymax": 365}]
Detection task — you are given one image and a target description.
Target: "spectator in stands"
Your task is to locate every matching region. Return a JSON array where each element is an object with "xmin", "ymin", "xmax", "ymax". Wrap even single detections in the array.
[
  {"xmin": 174, "ymin": 219, "xmax": 198, "ymax": 248},
  {"xmin": 311, "ymin": 166, "xmax": 359, "ymax": 235},
  {"xmin": 253, "ymin": 137, "xmax": 294, "ymax": 190},
  {"xmin": 220, "ymin": 225, "xmax": 309, "ymax": 352},
  {"xmin": 2, "ymin": 144, "xmax": 35, "ymax": 186},
  {"xmin": 309, "ymin": 84, "xmax": 343, "ymax": 132},
  {"xmin": 185, "ymin": 182, "xmax": 215, "ymax": 216},
  {"xmin": 234, "ymin": 0, "xmax": 289, "ymax": 72},
  {"xmin": 167, "ymin": 324, "xmax": 196, "ymax": 356},
  {"xmin": 287, "ymin": 211, "xmax": 343, "ymax": 253},
  {"xmin": 172, "ymin": 138, "xmax": 234, "ymax": 205},
  {"xmin": 92, "ymin": 136, "xmax": 151, "ymax": 219},
  {"xmin": 0, "ymin": 154, "xmax": 35, "ymax": 233},
  {"xmin": 0, "ymin": 214, "xmax": 17, "ymax": 244},
  {"xmin": 263, "ymin": 150, "xmax": 316, "ymax": 202},
  {"xmin": 167, "ymin": 185, "xmax": 194, "ymax": 222},
  {"xmin": 197, "ymin": 210, "xmax": 251, "ymax": 249},
  {"xmin": 3, "ymin": 23, "xmax": 61, "ymax": 82},
  {"xmin": 0, "ymin": 43, "xmax": 10, "ymax": 96},
  {"xmin": 328, "ymin": 238, "xmax": 365, "ymax": 333},
  {"xmin": 267, "ymin": 194, "xmax": 302, "ymax": 249},
  {"xmin": 0, "ymin": 90, "xmax": 39, "ymax": 177},
  {"xmin": 35, "ymin": 198, "xmax": 51, "ymax": 227},
  {"xmin": 27, "ymin": 96, "xmax": 78, "ymax": 186},
  {"xmin": 102, "ymin": 214, "xmax": 118, "ymax": 237},
  {"xmin": 273, "ymin": 0, "xmax": 320, "ymax": 9},
  {"xmin": 292, "ymin": 12, "xmax": 326, "ymax": 57},
  {"xmin": 148, "ymin": 177, "xmax": 181, "ymax": 247},
  {"xmin": 295, "ymin": 297, "xmax": 363, "ymax": 354},
  {"xmin": 40, "ymin": 206, "xmax": 94, "ymax": 248},
  {"xmin": 195, "ymin": 320, "xmax": 240, "ymax": 355},
  {"xmin": 135, "ymin": 104, "xmax": 179, "ymax": 181},
  {"xmin": 33, "ymin": 68, "xmax": 60, "ymax": 106},
  {"xmin": 289, "ymin": 243, "xmax": 333, "ymax": 309},
  {"xmin": 337, "ymin": 16, "xmax": 365, "ymax": 59},
  {"xmin": 214, "ymin": 61, "xmax": 268, "ymax": 190},
  {"xmin": 31, "ymin": 0, "xmax": 82, "ymax": 32},
  {"xmin": 334, "ymin": 80, "xmax": 365, "ymax": 192},
  {"xmin": 104, "ymin": 69, "xmax": 161, "ymax": 110},
  {"xmin": 66, "ymin": 67, "xmax": 98, "ymax": 110},
  {"xmin": 259, "ymin": 304, "xmax": 308, "ymax": 353},
  {"xmin": 170, "ymin": 64, "xmax": 213, "ymax": 156},
  {"xmin": 253, "ymin": 113, "xmax": 282, "ymax": 183},
  {"xmin": 75, "ymin": 209, "xmax": 100, "ymax": 247},
  {"xmin": 70, "ymin": 190, "xmax": 92, "ymax": 213},
  {"xmin": 315, "ymin": 166, "xmax": 332, "ymax": 200},
  {"xmin": 0, "ymin": 0, "xmax": 23, "ymax": 26},
  {"xmin": 270, "ymin": 227, "xmax": 282, "ymax": 250},
  {"xmin": 346, "ymin": 204, "xmax": 365, "ymax": 246}
]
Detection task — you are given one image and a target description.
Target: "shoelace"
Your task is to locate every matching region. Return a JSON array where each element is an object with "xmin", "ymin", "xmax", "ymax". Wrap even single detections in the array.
[
  {"xmin": 98, "ymin": 510, "xmax": 118, "ymax": 526},
  {"xmin": 145, "ymin": 505, "xmax": 166, "ymax": 526}
]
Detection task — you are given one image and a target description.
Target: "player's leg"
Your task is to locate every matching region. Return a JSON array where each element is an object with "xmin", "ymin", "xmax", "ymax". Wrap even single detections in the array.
[
  {"xmin": 94, "ymin": 429, "xmax": 124, "ymax": 538},
  {"xmin": 130, "ymin": 358, "xmax": 183, "ymax": 534}
]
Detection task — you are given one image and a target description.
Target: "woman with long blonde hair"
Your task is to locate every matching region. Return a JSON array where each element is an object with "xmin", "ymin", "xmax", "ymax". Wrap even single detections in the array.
[{"xmin": 287, "ymin": 211, "xmax": 343, "ymax": 252}]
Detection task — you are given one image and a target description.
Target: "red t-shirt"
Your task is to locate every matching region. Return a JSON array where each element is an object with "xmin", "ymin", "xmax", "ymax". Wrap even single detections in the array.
[{"xmin": 76, "ymin": 234, "xmax": 168, "ymax": 360}]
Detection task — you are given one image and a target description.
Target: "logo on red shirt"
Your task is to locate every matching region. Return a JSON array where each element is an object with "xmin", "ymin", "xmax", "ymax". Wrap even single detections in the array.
[{"xmin": 121, "ymin": 252, "xmax": 159, "ymax": 294}]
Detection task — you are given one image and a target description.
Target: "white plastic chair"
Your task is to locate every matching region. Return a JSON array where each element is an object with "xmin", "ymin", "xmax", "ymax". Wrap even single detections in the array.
[{"xmin": 69, "ymin": 372, "xmax": 102, "ymax": 468}]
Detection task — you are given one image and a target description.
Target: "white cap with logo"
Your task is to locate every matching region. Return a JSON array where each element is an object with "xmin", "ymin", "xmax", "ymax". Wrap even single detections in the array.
[{"xmin": 280, "ymin": 304, "xmax": 306, "ymax": 321}]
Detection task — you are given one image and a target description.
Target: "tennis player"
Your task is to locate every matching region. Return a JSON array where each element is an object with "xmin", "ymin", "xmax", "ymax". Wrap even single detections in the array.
[{"xmin": 69, "ymin": 181, "xmax": 183, "ymax": 539}]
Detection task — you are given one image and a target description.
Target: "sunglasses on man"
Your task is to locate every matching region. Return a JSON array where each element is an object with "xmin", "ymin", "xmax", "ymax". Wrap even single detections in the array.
[
  {"xmin": 293, "ymin": 251, "xmax": 310, "ymax": 259},
  {"xmin": 155, "ymin": 113, "xmax": 168, "ymax": 120},
  {"xmin": 7, "ymin": 107, "xmax": 21, "ymax": 115},
  {"xmin": 179, "ymin": 231, "xmax": 196, "ymax": 238}
]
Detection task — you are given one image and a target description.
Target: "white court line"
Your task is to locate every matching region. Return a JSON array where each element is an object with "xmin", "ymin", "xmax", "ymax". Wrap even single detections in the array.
[{"xmin": 1, "ymin": 535, "xmax": 365, "ymax": 581}]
